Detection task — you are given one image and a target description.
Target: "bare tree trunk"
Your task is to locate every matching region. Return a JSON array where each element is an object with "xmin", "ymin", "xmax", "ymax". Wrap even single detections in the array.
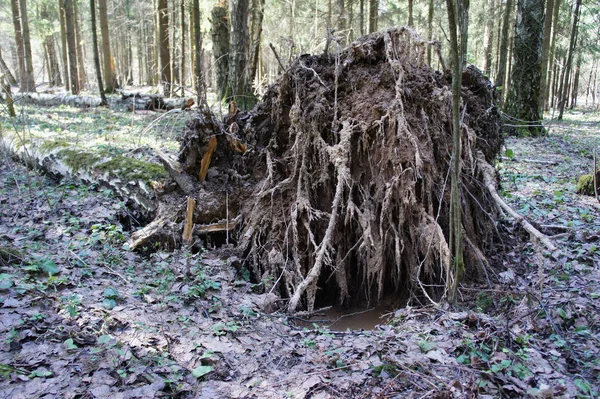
[
  {"xmin": 482, "ymin": 0, "xmax": 493, "ymax": 76},
  {"xmin": 59, "ymin": 0, "xmax": 69, "ymax": 90},
  {"xmin": 569, "ymin": 52, "xmax": 581, "ymax": 109},
  {"xmin": 557, "ymin": 0, "xmax": 581, "ymax": 120},
  {"xmin": 10, "ymin": 0, "xmax": 25, "ymax": 87},
  {"xmin": 158, "ymin": 0, "xmax": 172, "ymax": 96},
  {"xmin": 0, "ymin": 46, "xmax": 17, "ymax": 86},
  {"xmin": 74, "ymin": 0, "xmax": 87, "ymax": 89},
  {"xmin": 249, "ymin": 0, "xmax": 265, "ymax": 85},
  {"xmin": 229, "ymin": 0, "xmax": 253, "ymax": 108},
  {"xmin": 44, "ymin": 36, "xmax": 62, "ymax": 86},
  {"xmin": 192, "ymin": 0, "xmax": 205, "ymax": 106},
  {"xmin": 538, "ymin": 0, "xmax": 553, "ymax": 111},
  {"xmin": 64, "ymin": 0, "xmax": 80, "ymax": 94},
  {"xmin": 180, "ymin": 0, "xmax": 186, "ymax": 96},
  {"xmin": 505, "ymin": 0, "xmax": 544, "ymax": 136},
  {"xmin": 445, "ymin": 0, "xmax": 464, "ymax": 304},
  {"xmin": 408, "ymin": 0, "xmax": 414, "ymax": 26},
  {"xmin": 98, "ymin": 0, "xmax": 116, "ymax": 92},
  {"xmin": 90, "ymin": 0, "xmax": 107, "ymax": 105},
  {"xmin": 18, "ymin": 0, "xmax": 35, "ymax": 92},
  {"xmin": 336, "ymin": 0, "xmax": 347, "ymax": 30},
  {"xmin": 211, "ymin": 4, "xmax": 229, "ymax": 102},
  {"xmin": 545, "ymin": 0, "xmax": 562, "ymax": 109},
  {"xmin": 495, "ymin": 0, "xmax": 513, "ymax": 102},
  {"xmin": 427, "ymin": 0, "xmax": 434, "ymax": 65},
  {"xmin": 360, "ymin": 0, "xmax": 364, "ymax": 36},
  {"xmin": 368, "ymin": 0, "xmax": 377, "ymax": 33}
]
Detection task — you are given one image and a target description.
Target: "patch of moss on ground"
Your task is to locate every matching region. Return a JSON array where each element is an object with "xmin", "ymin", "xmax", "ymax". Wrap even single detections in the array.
[
  {"xmin": 96, "ymin": 156, "xmax": 167, "ymax": 183},
  {"xmin": 57, "ymin": 149, "xmax": 104, "ymax": 172},
  {"xmin": 39, "ymin": 140, "xmax": 70, "ymax": 153}
]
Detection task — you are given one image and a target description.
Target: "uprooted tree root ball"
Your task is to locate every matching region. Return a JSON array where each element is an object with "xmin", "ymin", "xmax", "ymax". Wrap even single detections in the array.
[{"xmin": 136, "ymin": 28, "xmax": 504, "ymax": 312}]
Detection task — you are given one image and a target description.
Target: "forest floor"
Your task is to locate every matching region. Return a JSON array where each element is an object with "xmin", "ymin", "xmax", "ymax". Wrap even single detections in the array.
[{"xmin": 1, "ymin": 105, "xmax": 599, "ymax": 398}]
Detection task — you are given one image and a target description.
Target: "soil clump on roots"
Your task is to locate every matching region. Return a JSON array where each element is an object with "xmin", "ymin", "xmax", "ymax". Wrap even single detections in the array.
[{"xmin": 140, "ymin": 28, "xmax": 504, "ymax": 313}]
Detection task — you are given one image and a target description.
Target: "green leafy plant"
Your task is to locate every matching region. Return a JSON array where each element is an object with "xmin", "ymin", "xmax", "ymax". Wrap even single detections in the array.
[
  {"xmin": 102, "ymin": 287, "xmax": 120, "ymax": 310},
  {"xmin": 212, "ymin": 321, "xmax": 240, "ymax": 336}
]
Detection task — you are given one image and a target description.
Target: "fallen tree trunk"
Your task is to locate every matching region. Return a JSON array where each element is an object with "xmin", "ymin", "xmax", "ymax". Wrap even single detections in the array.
[{"xmin": 8, "ymin": 92, "xmax": 192, "ymax": 111}]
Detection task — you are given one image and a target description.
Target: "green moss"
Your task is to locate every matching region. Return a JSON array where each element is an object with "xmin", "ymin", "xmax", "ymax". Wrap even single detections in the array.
[
  {"xmin": 576, "ymin": 173, "xmax": 598, "ymax": 196},
  {"xmin": 96, "ymin": 156, "xmax": 167, "ymax": 183},
  {"xmin": 57, "ymin": 149, "xmax": 104, "ymax": 172},
  {"xmin": 39, "ymin": 140, "xmax": 70, "ymax": 153}
]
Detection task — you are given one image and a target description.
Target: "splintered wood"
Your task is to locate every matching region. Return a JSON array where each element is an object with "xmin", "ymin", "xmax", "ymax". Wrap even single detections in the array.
[
  {"xmin": 182, "ymin": 197, "xmax": 196, "ymax": 244},
  {"xmin": 199, "ymin": 136, "xmax": 217, "ymax": 181}
]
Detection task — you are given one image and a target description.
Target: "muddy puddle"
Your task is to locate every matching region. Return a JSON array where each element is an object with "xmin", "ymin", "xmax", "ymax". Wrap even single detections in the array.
[{"xmin": 295, "ymin": 303, "xmax": 397, "ymax": 331}]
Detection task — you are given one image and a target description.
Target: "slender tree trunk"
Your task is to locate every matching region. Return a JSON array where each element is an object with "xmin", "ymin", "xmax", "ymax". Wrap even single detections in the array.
[
  {"xmin": 544, "ymin": 0, "xmax": 561, "ymax": 109},
  {"xmin": 0, "ymin": 46, "xmax": 17, "ymax": 86},
  {"xmin": 445, "ymin": 0, "xmax": 464, "ymax": 304},
  {"xmin": 192, "ymin": 0, "xmax": 205, "ymax": 106},
  {"xmin": 538, "ymin": 0, "xmax": 553, "ymax": 111},
  {"xmin": 482, "ymin": 0, "xmax": 493, "ymax": 76},
  {"xmin": 249, "ymin": 0, "xmax": 265, "ymax": 85},
  {"xmin": 368, "ymin": 0, "xmax": 378, "ymax": 33},
  {"xmin": 360, "ymin": 0, "xmax": 364, "ymax": 36},
  {"xmin": 557, "ymin": 0, "xmax": 581, "ymax": 120},
  {"xmin": 408, "ymin": 0, "xmax": 414, "ymax": 26},
  {"xmin": 495, "ymin": 0, "xmax": 513, "ymax": 102},
  {"xmin": 10, "ymin": 0, "xmax": 25, "ymax": 87},
  {"xmin": 211, "ymin": 4, "xmax": 229, "ymax": 102},
  {"xmin": 180, "ymin": 0, "xmax": 186, "ymax": 95},
  {"xmin": 427, "ymin": 0, "xmax": 434, "ymax": 66},
  {"xmin": 171, "ymin": 0, "xmax": 180, "ymax": 91},
  {"xmin": 336, "ymin": 0, "xmax": 347, "ymax": 30},
  {"xmin": 158, "ymin": 0, "xmax": 172, "ymax": 96},
  {"xmin": 98, "ymin": 0, "xmax": 116, "ymax": 92},
  {"xmin": 45, "ymin": 36, "xmax": 62, "ymax": 86},
  {"xmin": 74, "ymin": 1, "xmax": 87, "ymax": 88},
  {"xmin": 1, "ymin": 74, "xmax": 16, "ymax": 117},
  {"xmin": 18, "ymin": 0, "xmax": 35, "ymax": 92},
  {"xmin": 90, "ymin": 0, "xmax": 107, "ymax": 105},
  {"xmin": 569, "ymin": 52, "xmax": 581, "ymax": 109},
  {"xmin": 64, "ymin": 0, "xmax": 80, "ymax": 94},
  {"xmin": 505, "ymin": 0, "xmax": 544, "ymax": 136},
  {"xmin": 59, "ymin": 0, "xmax": 69, "ymax": 90}
]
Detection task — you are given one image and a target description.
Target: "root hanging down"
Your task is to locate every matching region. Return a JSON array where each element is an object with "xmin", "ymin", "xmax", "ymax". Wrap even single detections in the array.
[{"xmin": 238, "ymin": 28, "xmax": 504, "ymax": 312}]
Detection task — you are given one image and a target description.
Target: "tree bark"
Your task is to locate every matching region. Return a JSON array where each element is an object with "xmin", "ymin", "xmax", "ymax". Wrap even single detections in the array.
[
  {"xmin": 44, "ymin": 36, "xmax": 62, "ymax": 86},
  {"xmin": 408, "ymin": 0, "xmax": 414, "ymax": 26},
  {"xmin": 18, "ymin": 0, "xmax": 35, "ymax": 92},
  {"xmin": 482, "ymin": 0, "xmax": 494, "ymax": 76},
  {"xmin": 229, "ymin": 0, "xmax": 253, "ymax": 108},
  {"xmin": 158, "ymin": 0, "xmax": 172, "ymax": 97},
  {"xmin": 495, "ymin": 0, "xmax": 513, "ymax": 102},
  {"xmin": 569, "ymin": 52, "xmax": 581, "ymax": 109},
  {"xmin": 64, "ymin": 0, "xmax": 80, "ymax": 94},
  {"xmin": 546, "ymin": 0, "xmax": 562, "ymax": 109},
  {"xmin": 193, "ymin": 0, "xmax": 205, "ymax": 107},
  {"xmin": 73, "ymin": 1, "xmax": 87, "ymax": 89},
  {"xmin": 58, "ymin": 0, "xmax": 69, "ymax": 91},
  {"xmin": 505, "ymin": 0, "xmax": 544, "ymax": 136},
  {"xmin": 98, "ymin": 0, "xmax": 116, "ymax": 93},
  {"xmin": 538, "ymin": 0, "xmax": 553, "ymax": 110},
  {"xmin": 249, "ymin": 0, "xmax": 265, "ymax": 85},
  {"xmin": 0, "ymin": 46, "xmax": 17, "ymax": 86},
  {"xmin": 10, "ymin": 0, "xmax": 25, "ymax": 88},
  {"xmin": 427, "ymin": 0, "xmax": 434, "ymax": 65},
  {"xmin": 557, "ymin": 0, "xmax": 581, "ymax": 120},
  {"xmin": 180, "ymin": 0, "xmax": 186, "ymax": 96},
  {"xmin": 359, "ymin": 0, "xmax": 364, "ymax": 36},
  {"xmin": 368, "ymin": 0, "xmax": 378, "ymax": 33},
  {"xmin": 211, "ymin": 5, "xmax": 230, "ymax": 102},
  {"xmin": 445, "ymin": 0, "xmax": 464, "ymax": 304},
  {"xmin": 90, "ymin": 0, "xmax": 107, "ymax": 105}
]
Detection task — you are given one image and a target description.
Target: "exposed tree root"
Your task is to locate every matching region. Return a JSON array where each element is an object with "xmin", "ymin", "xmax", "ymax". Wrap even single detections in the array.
[{"xmin": 477, "ymin": 151, "xmax": 557, "ymax": 252}]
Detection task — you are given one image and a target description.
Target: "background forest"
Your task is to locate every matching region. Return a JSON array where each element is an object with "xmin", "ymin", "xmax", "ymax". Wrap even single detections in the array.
[{"xmin": 0, "ymin": 0, "xmax": 598, "ymax": 115}]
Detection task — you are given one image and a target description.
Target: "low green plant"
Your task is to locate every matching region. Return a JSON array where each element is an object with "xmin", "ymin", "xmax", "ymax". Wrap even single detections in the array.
[{"xmin": 212, "ymin": 321, "xmax": 240, "ymax": 336}]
